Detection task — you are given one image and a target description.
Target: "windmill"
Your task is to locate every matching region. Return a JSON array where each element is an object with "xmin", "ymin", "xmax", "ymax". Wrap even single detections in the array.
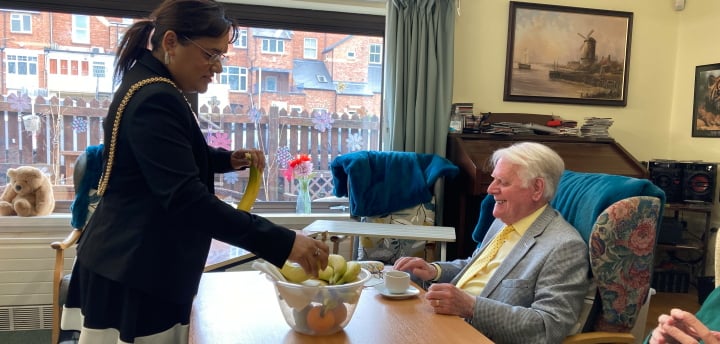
[{"xmin": 577, "ymin": 30, "xmax": 597, "ymax": 66}]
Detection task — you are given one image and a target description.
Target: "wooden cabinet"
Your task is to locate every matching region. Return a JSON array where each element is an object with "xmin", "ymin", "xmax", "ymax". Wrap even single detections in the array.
[{"xmin": 443, "ymin": 133, "xmax": 648, "ymax": 260}]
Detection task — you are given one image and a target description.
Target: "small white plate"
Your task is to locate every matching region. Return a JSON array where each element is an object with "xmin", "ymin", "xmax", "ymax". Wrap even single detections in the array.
[{"xmin": 374, "ymin": 285, "xmax": 420, "ymax": 299}]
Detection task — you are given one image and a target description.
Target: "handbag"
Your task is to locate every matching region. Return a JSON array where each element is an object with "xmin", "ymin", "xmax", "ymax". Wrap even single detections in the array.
[{"xmin": 97, "ymin": 77, "xmax": 177, "ymax": 195}]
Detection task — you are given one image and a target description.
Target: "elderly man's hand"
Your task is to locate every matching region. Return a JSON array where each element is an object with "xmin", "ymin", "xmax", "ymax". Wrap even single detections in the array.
[
  {"xmin": 425, "ymin": 283, "xmax": 476, "ymax": 319},
  {"xmin": 393, "ymin": 257, "xmax": 436, "ymax": 281}
]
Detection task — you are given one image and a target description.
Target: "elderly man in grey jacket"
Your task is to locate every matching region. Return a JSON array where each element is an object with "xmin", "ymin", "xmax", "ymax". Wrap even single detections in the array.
[{"xmin": 394, "ymin": 142, "xmax": 590, "ymax": 344}]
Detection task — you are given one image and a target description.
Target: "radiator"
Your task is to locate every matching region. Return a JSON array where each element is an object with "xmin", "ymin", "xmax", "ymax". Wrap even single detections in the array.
[{"xmin": 0, "ymin": 305, "xmax": 53, "ymax": 331}]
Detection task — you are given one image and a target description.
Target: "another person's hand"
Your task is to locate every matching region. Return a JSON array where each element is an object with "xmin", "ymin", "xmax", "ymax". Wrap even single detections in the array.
[
  {"xmin": 231, "ymin": 149, "xmax": 266, "ymax": 171},
  {"xmin": 393, "ymin": 257, "xmax": 436, "ymax": 281},
  {"xmin": 425, "ymin": 283, "xmax": 476, "ymax": 319},
  {"xmin": 286, "ymin": 233, "xmax": 329, "ymax": 278},
  {"xmin": 649, "ymin": 308, "xmax": 720, "ymax": 344}
]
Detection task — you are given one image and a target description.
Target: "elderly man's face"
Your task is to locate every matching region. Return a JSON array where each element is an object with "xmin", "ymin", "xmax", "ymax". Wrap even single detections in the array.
[{"xmin": 487, "ymin": 158, "xmax": 544, "ymax": 224}]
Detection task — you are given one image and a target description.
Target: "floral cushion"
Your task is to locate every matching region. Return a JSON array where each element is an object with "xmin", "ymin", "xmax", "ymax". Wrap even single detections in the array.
[{"xmin": 589, "ymin": 196, "xmax": 661, "ymax": 332}]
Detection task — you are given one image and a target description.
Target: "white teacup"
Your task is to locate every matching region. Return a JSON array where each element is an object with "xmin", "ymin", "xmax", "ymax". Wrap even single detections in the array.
[{"xmin": 384, "ymin": 270, "xmax": 411, "ymax": 294}]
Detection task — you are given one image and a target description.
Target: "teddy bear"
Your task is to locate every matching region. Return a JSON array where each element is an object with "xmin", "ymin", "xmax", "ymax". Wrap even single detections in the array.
[{"xmin": 0, "ymin": 166, "xmax": 55, "ymax": 216}]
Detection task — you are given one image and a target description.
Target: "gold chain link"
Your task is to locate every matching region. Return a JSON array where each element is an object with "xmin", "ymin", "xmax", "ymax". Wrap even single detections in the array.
[{"xmin": 97, "ymin": 77, "xmax": 177, "ymax": 196}]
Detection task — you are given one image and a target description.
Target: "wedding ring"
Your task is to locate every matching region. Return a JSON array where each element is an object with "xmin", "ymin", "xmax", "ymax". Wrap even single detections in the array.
[
  {"xmin": 434, "ymin": 299, "xmax": 440, "ymax": 307},
  {"xmin": 314, "ymin": 248, "xmax": 321, "ymax": 256}
]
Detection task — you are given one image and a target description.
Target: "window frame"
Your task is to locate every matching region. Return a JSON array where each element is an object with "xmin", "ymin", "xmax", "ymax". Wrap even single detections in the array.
[
  {"xmin": 233, "ymin": 29, "xmax": 248, "ymax": 49},
  {"xmin": 72, "ymin": 14, "xmax": 90, "ymax": 44},
  {"xmin": 0, "ymin": 0, "xmax": 385, "ymax": 213},
  {"xmin": 10, "ymin": 12, "xmax": 32, "ymax": 33},
  {"xmin": 370, "ymin": 43, "xmax": 382, "ymax": 64},
  {"xmin": 303, "ymin": 37, "xmax": 317, "ymax": 59},
  {"xmin": 221, "ymin": 65, "xmax": 248, "ymax": 92},
  {"xmin": 7, "ymin": 54, "xmax": 38, "ymax": 75},
  {"xmin": 261, "ymin": 38, "xmax": 285, "ymax": 54}
]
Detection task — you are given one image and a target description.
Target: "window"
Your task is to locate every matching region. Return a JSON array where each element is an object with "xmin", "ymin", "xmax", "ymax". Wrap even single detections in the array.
[
  {"xmin": 265, "ymin": 76, "xmax": 277, "ymax": 92},
  {"xmin": 49, "ymin": 59, "xmax": 90, "ymax": 76},
  {"xmin": 72, "ymin": 15, "xmax": 90, "ymax": 44},
  {"xmin": 262, "ymin": 38, "xmax": 284, "ymax": 54},
  {"xmin": 370, "ymin": 43, "xmax": 382, "ymax": 64},
  {"xmin": 10, "ymin": 13, "xmax": 32, "ymax": 33},
  {"xmin": 347, "ymin": 50, "xmax": 356, "ymax": 59},
  {"xmin": 233, "ymin": 29, "xmax": 248, "ymax": 48},
  {"xmin": 7, "ymin": 55, "xmax": 38, "ymax": 75},
  {"xmin": 0, "ymin": 4, "xmax": 384, "ymax": 212},
  {"xmin": 304, "ymin": 38, "xmax": 317, "ymax": 59},
  {"xmin": 220, "ymin": 66, "xmax": 248, "ymax": 92},
  {"xmin": 92, "ymin": 62, "xmax": 106, "ymax": 78}
]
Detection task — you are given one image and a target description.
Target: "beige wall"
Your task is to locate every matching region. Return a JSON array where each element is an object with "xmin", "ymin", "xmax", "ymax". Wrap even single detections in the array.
[
  {"xmin": 453, "ymin": 0, "xmax": 720, "ymax": 272},
  {"xmin": 453, "ymin": 0, "xmax": 685, "ymax": 162}
]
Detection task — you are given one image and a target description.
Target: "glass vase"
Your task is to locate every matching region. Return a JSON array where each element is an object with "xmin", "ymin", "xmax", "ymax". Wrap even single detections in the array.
[{"xmin": 295, "ymin": 179, "xmax": 312, "ymax": 214}]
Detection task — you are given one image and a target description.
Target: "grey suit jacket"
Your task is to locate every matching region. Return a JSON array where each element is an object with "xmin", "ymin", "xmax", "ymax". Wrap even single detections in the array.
[{"xmin": 435, "ymin": 206, "xmax": 590, "ymax": 344}]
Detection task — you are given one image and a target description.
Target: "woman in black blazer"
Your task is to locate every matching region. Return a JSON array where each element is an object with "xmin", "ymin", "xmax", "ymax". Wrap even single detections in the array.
[{"xmin": 62, "ymin": 1, "xmax": 329, "ymax": 342}]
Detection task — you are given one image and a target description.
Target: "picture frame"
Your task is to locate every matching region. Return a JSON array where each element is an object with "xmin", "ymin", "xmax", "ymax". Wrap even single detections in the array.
[
  {"xmin": 503, "ymin": 2, "xmax": 633, "ymax": 107},
  {"xmin": 692, "ymin": 63, "xmax": 720, "ymax": 137}
]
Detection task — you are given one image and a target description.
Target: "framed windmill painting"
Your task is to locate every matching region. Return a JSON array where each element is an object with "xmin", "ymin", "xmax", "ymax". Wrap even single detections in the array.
[{"xmin": 503, "ymin": 2, "xmax": 634, "ymax": 106}]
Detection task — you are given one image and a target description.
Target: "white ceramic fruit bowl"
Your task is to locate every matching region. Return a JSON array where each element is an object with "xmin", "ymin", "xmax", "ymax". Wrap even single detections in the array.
[{"xmin": 271, "ymin": 268, "xmax": 371, "ymax": 336}]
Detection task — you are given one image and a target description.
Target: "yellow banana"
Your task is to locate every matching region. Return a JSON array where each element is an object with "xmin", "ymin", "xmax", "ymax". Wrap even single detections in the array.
[{"xmin": 237, "ymin": 154, "xmax": 262, "ymax": 211}]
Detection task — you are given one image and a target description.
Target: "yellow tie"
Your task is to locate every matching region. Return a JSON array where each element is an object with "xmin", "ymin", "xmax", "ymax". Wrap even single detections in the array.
[{"xmin": 456, "ymin": 225, "xmax": 516, "ymax": 288}]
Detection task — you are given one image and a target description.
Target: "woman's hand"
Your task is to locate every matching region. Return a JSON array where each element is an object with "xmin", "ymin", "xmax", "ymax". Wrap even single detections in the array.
[
  {"xmin": 286, "ymin": 233, "xmax": 329, "ymax": 278},
  {"xmin": 649, "ymin": 308, "xmax": 719, "ymax": 344},
  {"xmin": 231, "ymin": 149, "xmax": 265, "ymax": 170}
]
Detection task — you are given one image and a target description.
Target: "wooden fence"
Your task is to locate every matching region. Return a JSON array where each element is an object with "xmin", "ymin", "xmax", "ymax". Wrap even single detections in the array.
[{"xmin": 0, "ymin": 93, "xmax": 380, "ymax": 201}]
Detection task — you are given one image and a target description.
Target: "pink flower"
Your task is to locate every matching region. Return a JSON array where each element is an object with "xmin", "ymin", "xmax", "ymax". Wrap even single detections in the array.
[
  {"xmin": 284, "ymin": 154, "xmax": 314, "ymax": 181},
  {"xmin": 628, "ymin": 220, "xmax": 655, "ymax": 256}
]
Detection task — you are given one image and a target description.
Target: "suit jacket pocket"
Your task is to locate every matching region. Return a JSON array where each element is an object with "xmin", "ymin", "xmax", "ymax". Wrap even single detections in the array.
[{"xmin": 497, "ymin": 279, "xmax": 533, "ymax": 306}]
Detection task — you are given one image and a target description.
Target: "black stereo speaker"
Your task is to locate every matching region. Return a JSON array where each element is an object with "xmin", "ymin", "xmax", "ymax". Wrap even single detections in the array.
[
  {"xmin": 682, "ymin": 162, "xmax": 716, "ymax": 203},
  {"xmin": 649, "ymin": 160, "xmax": 683, "ymax": 203}
]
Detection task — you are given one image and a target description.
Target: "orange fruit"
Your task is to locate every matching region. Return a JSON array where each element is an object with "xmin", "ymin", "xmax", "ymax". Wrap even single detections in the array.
[
  {"xmin": 330, "ymin": 303, "xmax": 348, "ymax": 326},
  {"xmin": 306, "ymin": 305, "xmax": 336, "ymax": 333}
]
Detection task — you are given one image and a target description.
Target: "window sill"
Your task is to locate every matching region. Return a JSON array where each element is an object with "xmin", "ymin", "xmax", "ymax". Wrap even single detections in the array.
[{"xmin": 0, "ymin": 212, "xmax": 352, "ymax": 233}]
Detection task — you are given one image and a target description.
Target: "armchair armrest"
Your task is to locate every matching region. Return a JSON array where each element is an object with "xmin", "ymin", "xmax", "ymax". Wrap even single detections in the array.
[
  {"xmin": 51, "ymin": 228, "xmax": 81, "ymax": 344},
  {"xmin": 562, "ymin": 332, "xmax": 635, "ymax": 344},
  {"xmin": 51, "ymin": 228, "xmax": 82, "ymax": 250}
]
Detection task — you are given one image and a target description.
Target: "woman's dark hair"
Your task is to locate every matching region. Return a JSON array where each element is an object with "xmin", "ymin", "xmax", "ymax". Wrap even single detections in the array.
[{"xmin": 114, "ymin": 0, "xmax": 238, "ymax": 83}]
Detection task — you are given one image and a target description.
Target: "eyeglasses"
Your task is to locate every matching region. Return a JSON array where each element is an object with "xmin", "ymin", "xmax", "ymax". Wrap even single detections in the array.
[{"xmin": 182, "ymin": 36, "xmax": 229, "ymax": 65}]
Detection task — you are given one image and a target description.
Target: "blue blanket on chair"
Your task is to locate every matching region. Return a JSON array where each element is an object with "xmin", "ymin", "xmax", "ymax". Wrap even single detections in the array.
[
  {"xmin": 70, "ymin": 144, "xmax": 104, "ymax": 229},
  {"xmin": 472, "ymin": 170, "xmax": 666, "ymax": 244},
  {"xmin": 331, "ymin": 151, "xmax": 459, "ymax": 217}
]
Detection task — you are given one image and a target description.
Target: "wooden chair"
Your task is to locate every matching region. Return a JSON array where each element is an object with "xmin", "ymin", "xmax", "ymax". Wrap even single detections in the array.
[{"xmin": 50, "ymin": 145, "xmax": 103, "ymax": 344}]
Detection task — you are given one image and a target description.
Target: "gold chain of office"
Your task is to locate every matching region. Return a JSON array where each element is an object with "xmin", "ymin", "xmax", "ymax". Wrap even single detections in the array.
[{"xmin": 97, "ymin": 77, "xmax": 178, "ymax": 196}]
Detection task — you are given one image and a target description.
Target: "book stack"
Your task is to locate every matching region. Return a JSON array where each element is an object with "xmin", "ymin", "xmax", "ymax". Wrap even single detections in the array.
[
  {"xmin": 557, "ymin": 120, "xmax": 579, "ymax": 136},
  {"xmin": 580, "ymin": 117, "xmax": 614, "ymax": 138},
  {"xmin": 452, "ymin": 103, "xmax": 474, "ymax": 116},
  {"xmin": 451, "ymin": 103, "xmax": 476, "ymax": 132}
]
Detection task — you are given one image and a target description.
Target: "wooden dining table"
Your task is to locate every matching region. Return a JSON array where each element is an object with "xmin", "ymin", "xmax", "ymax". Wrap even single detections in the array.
[{"xmin": 189, "ymin": 270, "xmax": 493, "ymax": 344}]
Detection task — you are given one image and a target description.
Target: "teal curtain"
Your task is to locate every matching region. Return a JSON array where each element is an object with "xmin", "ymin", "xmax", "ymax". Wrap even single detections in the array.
[{"xmin": 383, "ymin": 0, "xmax": 456, "ymax": 155}]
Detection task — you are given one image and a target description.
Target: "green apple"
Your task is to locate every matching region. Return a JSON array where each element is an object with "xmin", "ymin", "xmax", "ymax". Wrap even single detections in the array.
[
  {"xmin": 281, "ymin": 261, "xmax": 309, "ymax": 283},
  {"xmin": 318, "ymin": 265, "xmax": 334, "ymax": 282}
]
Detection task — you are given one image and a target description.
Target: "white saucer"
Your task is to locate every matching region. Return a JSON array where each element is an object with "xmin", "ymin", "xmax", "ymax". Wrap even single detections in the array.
[{"xmin": 374, "ymin": 285, "xmax": 420, "ymax": 299}]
